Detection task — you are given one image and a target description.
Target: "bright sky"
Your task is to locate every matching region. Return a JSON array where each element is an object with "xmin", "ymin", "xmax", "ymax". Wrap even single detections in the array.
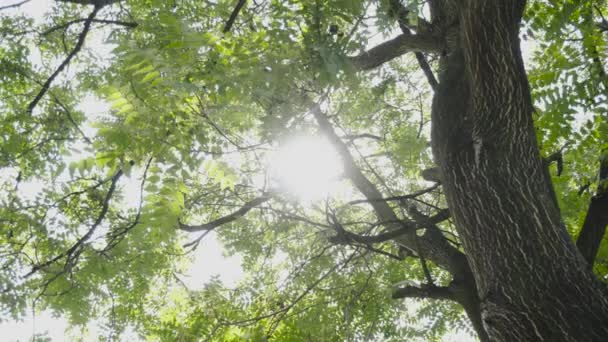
[{"xmin": 270, "ymin": 135, "xmax": 346, "ymax": 202}]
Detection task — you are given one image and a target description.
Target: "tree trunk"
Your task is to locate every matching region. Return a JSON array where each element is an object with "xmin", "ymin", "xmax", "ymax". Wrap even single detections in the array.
[{"xmin": 431, "ymin": 1, "xmax": 608, "ymax": 340}]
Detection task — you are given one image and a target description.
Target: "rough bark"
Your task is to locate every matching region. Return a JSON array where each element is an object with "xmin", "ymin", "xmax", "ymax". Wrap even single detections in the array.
[
  {"xmin": 430, "ymin": 1, "xmax": 608, "ymax": 340},
  {"xmin": 576, "ymin": 156, "xmax": 608, "ymax": 267}
]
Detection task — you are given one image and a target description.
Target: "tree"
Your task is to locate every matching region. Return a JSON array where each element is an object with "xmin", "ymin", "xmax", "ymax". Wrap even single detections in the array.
[{"xmin": 0, "ymin": 0, "xmax": 607, "ymax": 341}]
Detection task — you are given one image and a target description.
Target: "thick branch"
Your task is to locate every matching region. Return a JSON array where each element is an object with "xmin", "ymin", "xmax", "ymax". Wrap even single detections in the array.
[
  {"xmin": 349, "ymin": 33, "xmax": 442, "ymax": 71},
  {"xmin": 392, "ymin": 284, "xmax": 453, "ymax": 300},
  {"xmin": 310, "ymin": 103, "xmax": 467, "ymax": 276},
  {"xmin": 179, "ymin": 195, "xmax": 269, "ymax": 232},
  {"xmin": 312, "ymin": 104, "xmax": 402, "ymax": 225},
  {"xmin": 330, "ymin": 209, "xmax": 450, "ymax": 245},
  {"xmin": 576, "ymin": 156, "xmax": 608, "ymax": 267},
  {"xmin": 421, "ymin": 167, "xmax": 442, "ymax": 183},
  {"xmin": 223, "ymin": 0, "xmax": 247, "ymax": 33}
]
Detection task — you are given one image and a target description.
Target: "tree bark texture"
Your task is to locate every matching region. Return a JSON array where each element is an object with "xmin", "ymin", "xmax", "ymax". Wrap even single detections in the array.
[
  {"xmin": 430, "ymin": 1, "xmax": 608, "ymax": 340},
  {"xmin": 576, "ymin": 156, "xmax": 608, "ymax": 267}
]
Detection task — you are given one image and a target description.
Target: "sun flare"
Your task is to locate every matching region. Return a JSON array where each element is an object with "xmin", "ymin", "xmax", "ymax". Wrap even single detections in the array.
[{"xmin": 270, "ymin": 135, "xmax": 344, "ymax": 201}]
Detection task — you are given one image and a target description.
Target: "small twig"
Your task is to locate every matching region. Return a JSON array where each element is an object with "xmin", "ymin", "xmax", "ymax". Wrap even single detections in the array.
[
  {"xmin": 265, "ymin": 250, "xmax": 359, "ymax": 337},
  {"xmin": 391, "ymin": 0, "xmax": 438, "ymax": 91},
  {"xmin": 545, "ymin": 142, "xmax": 570, "ymax": 176},
  {"xmin": 49, "ymin": 92, "xmax": 92, "ymax": 144},
  {"xmin": 344, "ymin": 133, "xmax": 383, "ymax": 142},
  {"xmin": 345, "ymin": 183, "xmax": 440, "ymax": 206},
  {"xmin": 183, "ymin": 229, "xmax": 213, "ymax": 250}
]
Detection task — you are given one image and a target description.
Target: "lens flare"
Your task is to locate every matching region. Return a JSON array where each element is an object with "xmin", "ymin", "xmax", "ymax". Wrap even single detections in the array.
[{"xmin": 270, "ymin": 135, "xmax": 344, "ymax": 201}]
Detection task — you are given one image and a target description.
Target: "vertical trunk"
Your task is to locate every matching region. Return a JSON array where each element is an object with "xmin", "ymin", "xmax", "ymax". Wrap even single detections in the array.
[{"xmin": 431, "ymin": 1, "xmax": 608, "ymax": 340}]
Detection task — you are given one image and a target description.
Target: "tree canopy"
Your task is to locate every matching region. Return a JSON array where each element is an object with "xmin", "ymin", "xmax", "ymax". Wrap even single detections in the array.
[{"xmin": 0, "ymin": 0, "xmax": 607, "ymax": 341}]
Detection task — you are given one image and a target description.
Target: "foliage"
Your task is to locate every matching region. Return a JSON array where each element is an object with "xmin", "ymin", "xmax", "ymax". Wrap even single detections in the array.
[{"xmin": 0, "ymin": 0, "xmax": 606, "ymax": 340}]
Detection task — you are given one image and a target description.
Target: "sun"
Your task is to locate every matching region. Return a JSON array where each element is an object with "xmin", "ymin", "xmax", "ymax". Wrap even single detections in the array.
[{"xmin": 270, "ymin": 135, "xmax": 344, "ymax": 202}]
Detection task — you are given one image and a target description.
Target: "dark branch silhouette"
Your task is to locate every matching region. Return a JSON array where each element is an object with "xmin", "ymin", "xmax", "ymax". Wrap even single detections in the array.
[
  {"xmin": 223, "ymin": 0, "xmax": 247, "ymax": 33},
  {"xmin": 27, "ymin": 7, "xmax": 100, "ymax": 115},
  {"xmin": 178, "ymin": 195, "xmax": 270, "ymax": 232},
  {"xmin": 43, "ymin": 18, "xmax": 137, "ymax": 36},
  {"xmin": 0, "ymin": 0, "xmax": 30, "ymax": 11},
  {"xmin": 388, "ymin": 0, "xmax": 438, "ymax": 91},
  {"xmin": 25, "ymin": 169, "xmax": 123, "ymax": 278},
  {"xmin": 392, "ymin": 284, "xmax": 453, "ymax": 300},
  {"xmin": 328, "ymin": 209, "xmax": 450, "ymax": 245},
  {"xmin": 345, "ymin": 183, "xmax": 441, "ymax": 206}
]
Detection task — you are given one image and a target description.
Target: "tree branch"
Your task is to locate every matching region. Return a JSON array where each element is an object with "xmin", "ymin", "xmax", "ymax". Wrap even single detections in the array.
[
  {"xmin": 576, "ymin": 154, "xmax": 608, "ymax": 267},
  {"xmin": 349, "ymin": 33, "xmax": 442, "ymax": 71},
  {"xmin": 265, "ymin": 250, "xmax": 359, "ymax": 337},
  {"xmin": 42, "ymin": 18, "xmax": 137, "ymax": 36},
  {"xmin": 309, "ymin": 102, "xmax": 468, "ymax": 277},
  {"xmin": 329, "ymin": 209, "xmax": 450, "ymax": 245},
  {"xmin": 102, "ymin": 157, "xmax": 154, "ymax": 252},
  {"xmin": 216, "ymin": 249, "xmax": 357, "ymax": 331},
  {"xmin": 48, "ymin": 92, "xmax": 92, "ymax": 144},
  {"xmin": 544, "ymin": 142, "xmax": 569, "ymax": 176},
  {"xmin": 223, "ymin": 0, "xmax": 247, "ymax": 33},
  {"xmin": 55, "ymin": 0, "xmax": 120, "ymax": 7},
  {"xmin": 178, "ymin": 195, "xmax": 270, "ymax": 232},
  {"xmin": 392, "ymin": 284, "xmax": 453, "ymax": 300},
  {"xmin": 25, "ymin": 169, "xmax": 123, "ymax": 278},
  {"xmin": 421, "ymin": 167, "xmax": 442, "ymax": 183},
  {"xmin": 344, "ymin": 133, "xmax": 383, "ymax": 142},
  {"xmin": 599, "ymin": 19, "xmax": 608, "ymax": 32},
  {"xmin": 0, "ymin": 0, "xmax": 30, "ymax": 11},
  {"xmin": 345, "ymin": 183, "xmax": 441, "ymax": 206},
  {"xmin": 27, "ymin": 6, "xmax": 100, "ymax": 115},
  {"xmin": 595, "ymin": 5, "xmax": 608, "ymax": 32},
  {"xmin": 388, "ymin": 0, "xmax": 439, "ymax": 91}
]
